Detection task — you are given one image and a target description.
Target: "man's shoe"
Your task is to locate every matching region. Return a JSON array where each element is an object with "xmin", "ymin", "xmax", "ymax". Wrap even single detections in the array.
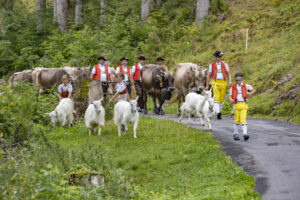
[
  {"xmin": 217, "ymin": 113, "xmax": 222, "ymax": 119},
  {"xmin": 243, "ymin": 135, "xmax": 249, "ymax": 141},
  {"xmin": 233, "ymin": 134, "xmax": 240, "ymax": 141}
]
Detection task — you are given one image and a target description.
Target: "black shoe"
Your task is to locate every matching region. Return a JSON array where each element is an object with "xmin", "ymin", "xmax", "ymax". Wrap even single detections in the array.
[
  {"xmin": 233, "ymin": 134, "xmax": 240, "ymax": 140},
  {"xmin": 243, "ymin": 135, "xmax": 249, "ymax": 141},
  {"xmin": 217, "ymin": 113, "xmax": 222, "ymax": 120}
]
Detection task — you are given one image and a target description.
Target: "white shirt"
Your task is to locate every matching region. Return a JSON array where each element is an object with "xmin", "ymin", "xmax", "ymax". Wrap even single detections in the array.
[
  {"xmin": 229, "ymin": 83, "xmax": 253, "ymax": 102},
  {"xmin": 58, "ymin": 83, "xmax": 72, "ymax": 93},
  {"xmin": 91, "ymin": 64, "xmax": 111, "ymax": 82},
  {"xmin": 116, "ymin": 81, "xmax": 127, "ymax": 93},
  {"xmin": 208, "ymin": 61, "xmax": 229, "ymax": 79},
  {"xmin": 116, "ymin": 66, "xmax": 131, "ymax": 82},
  {"xmin": 131, "ymin": 63, "xmax": 144, "ymax": 81}
]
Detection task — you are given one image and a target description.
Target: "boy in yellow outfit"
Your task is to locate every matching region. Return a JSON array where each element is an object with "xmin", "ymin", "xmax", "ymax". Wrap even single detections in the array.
[
  {"xmin": 229, "ymin": 73, "xmax": 256, "ymax": 141},
  {"xmin": 206, "ymin": 50, "xmax": 232, "ymax": 119}
]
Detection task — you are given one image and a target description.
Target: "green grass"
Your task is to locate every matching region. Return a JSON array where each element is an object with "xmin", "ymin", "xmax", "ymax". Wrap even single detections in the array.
[{"xmin": 43, "ymin": 117, "xmax": 260, "ymax": 199}]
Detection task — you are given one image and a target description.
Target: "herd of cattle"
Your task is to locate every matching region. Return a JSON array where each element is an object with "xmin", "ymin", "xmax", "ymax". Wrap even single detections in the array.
[
  {"xmin": 7, "ymin": 63, "xmax": 214, "ymax": 135},
  {"xmin": 8, "ymin": 63, "xmax": 208, "ymax": 114}
]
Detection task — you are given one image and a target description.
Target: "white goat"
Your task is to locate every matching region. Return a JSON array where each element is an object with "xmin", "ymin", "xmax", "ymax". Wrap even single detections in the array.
[
  {"xmin": 85, "ymin": 98, "xmax": 105, "ymax": 136},
  {"xmin": 179, "ymin": 92, "xmax": 207, "ymax": 124},
  {"xmin": 179, "ymin": 90, "xmax": 214, "ymax": 129},
  {"xmin": 113, "ymin": 97, "xmax": 139, "ymax": 139},
  {"xmin": 45, "ymin": 98, "xmax": 73, "ymax": 127},
  {"xmin": 198, "ymin": 94, "xmax": 215, "ymax": 130}
]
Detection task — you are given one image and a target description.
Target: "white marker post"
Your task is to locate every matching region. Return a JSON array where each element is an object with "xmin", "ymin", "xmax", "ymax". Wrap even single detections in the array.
[{"xmin": 246, "ymin": 28, "xmax": 249, "ymax": 51}]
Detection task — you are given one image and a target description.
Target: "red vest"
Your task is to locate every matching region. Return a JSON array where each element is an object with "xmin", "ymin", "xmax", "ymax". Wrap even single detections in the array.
[
  {"xmin": 119, "ymin": 65, "xmax": 131, "ymax": 80},
  {"xmin": 211, "ymin": 61, "xmax": 227, "ymax": 79},
  {"xmin": 61, "ymin": 88, "xmax": 70, "ymax": 98},
  {"xmin": 119, "ymin": 88, "xmax": 128, "ymax": 95},
  {"xmin": 93, "ymin": 64, "xmax": 111, "ymax": 81},
  {"xmin": 133, "ymin": 64, "xmax": 141, "ymax": 81},
  {"xmin": 162, "ymin": 65, "xmax": 167, "ymax": 71},
  {"xmin": 231, "ymin": 83, "xmax": 247, "ymax": 101}
]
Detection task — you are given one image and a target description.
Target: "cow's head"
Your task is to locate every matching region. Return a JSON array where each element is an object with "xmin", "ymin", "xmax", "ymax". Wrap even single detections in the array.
[
  {"xmin": 45, "ymin": 111, "xmax": 58, "ymax": 126},
  {"xmin": 192, "ymin": 66, "xmax": 207, "ymax": 94},
  {"xmin": 130, "ymin": 96, "xmax": 139, "ymax": 113},
  {"xmin": 165, "ymin": 71, "xmax": 175, "ymax": 92}
]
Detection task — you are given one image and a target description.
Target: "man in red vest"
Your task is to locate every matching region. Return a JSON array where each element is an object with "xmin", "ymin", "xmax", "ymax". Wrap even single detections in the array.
[
  {"xmin": 116, "ymin": 57, "xmax": 135, "ymax": 96},
  {"xmin": 90, "ymin": 56, "xmax": 111, "ymax": 94},
  {"xmin": 156, "ymin": 57, "xmax": 168, "ymax": 88},
  {"xmin": 229, "ymin": 73, "xmax": 255, "ymax": 141},
  {"xmin": 157, "ymin": 57, "xmax": 168, "ymax": 72},
  {"xmin": 131, "ymin": 56, "xmax": 146, "ymax": 112},
  {"xmin": 206, "ymin": 50, "xmax": 232, "ymax": 120}
]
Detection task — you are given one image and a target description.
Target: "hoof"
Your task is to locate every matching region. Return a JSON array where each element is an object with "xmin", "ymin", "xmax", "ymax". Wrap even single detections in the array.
[
  {"xmin": 177, "ymin": 112, "xmax": 181, "ymax": 117},
  {"xmin": 201, "ymin": 124, "xmax": 205, "ymax": 126}
]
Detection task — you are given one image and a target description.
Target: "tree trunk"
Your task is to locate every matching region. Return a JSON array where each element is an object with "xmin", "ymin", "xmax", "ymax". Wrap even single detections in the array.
[
  {"xmin": 53, "ymin": 0, "xmax": 58, "ymax": 24},
  {"xmin": 141, "ymin": 0, "xmax": 153, "ymax": 22},
  {"xmin": 156, "ymin": 0, "xmax": 162, "ymax": 6},
  {"xmin": 36, "ymin": 0, "xmax": 46, "ymax": 31},
  {"xmin": 75, "ymin": 0, "xmax": 83, "ymax": 26},
  {"xmin": 57, "ymin": 0, "xmax": 68, "ymax": 32},
  {"xmin": 195, "ymin": 0, "xmax": 210, "ymax": 26},
  {"xmin": 99, "ymin": 0, "xmax": 106, "ymax": 27}
]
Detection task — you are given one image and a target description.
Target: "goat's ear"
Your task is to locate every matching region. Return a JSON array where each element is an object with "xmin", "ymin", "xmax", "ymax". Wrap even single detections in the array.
[
  {"xmin": 135, "ymin": 96, "xmax": 139, "ymax": 101},
  {"xmin": 99, "ymin": 97, "xmax": 103, "ymax": 102}
]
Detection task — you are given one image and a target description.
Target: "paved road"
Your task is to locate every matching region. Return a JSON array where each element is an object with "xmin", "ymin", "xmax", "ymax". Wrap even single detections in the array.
[{"xmin": 144, "ymin": 114, "xmax": 300, "ymax": 200}]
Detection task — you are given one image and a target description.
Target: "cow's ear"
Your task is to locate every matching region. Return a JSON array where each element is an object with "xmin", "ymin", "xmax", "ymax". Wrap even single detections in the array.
[{"xmin": 135, "ymin": 96, "xmax": 139, "ymax": 101}]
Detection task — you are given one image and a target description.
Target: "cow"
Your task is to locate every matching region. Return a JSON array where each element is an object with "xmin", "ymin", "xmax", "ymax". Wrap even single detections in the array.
[
  {"xmin": 32, "ymin": 68, "xmax": 71, "ymax": 90},
  {"xmin": 63, "ymin": 66, "xmax": 90, "ymax": 82},
  {"xmin": 141, "ymin": 64, "xmax": 175, "ymax": 115},
  {"xmin": 174, "ymin": 63, "xmax": 207, "ymax": 116},
  {"xmin": 8, "ymin": 70, "xmax": 33, "ymax": 88}
]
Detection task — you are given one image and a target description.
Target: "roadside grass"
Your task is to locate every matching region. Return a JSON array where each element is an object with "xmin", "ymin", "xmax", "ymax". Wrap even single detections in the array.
[{"xmin": 45, "ymin": 117, "xmax": 260, "ymax": 199}]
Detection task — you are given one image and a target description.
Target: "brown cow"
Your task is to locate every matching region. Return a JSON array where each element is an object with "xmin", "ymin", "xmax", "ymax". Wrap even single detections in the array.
[
  {"xmin": 35, "ymin": 68, "xmax": 71, "ymax": 90},
  {"xmin": 8, "ymin": 70, "xmax": 33, "ymax": 88},
  {"xmin": 174, "ymin": 63, "xmax": 207, "ymax": 116},
  {"xmin": 141, "ymin": 64, "xmax": 174, "ymax": 115}
]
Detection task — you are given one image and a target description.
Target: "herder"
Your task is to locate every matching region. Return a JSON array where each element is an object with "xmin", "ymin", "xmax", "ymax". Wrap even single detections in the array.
[
  {"xmin": 90, "ymin": 56, "xmax": 112, "ymax": 94},
  {"xmin": 131, "ymin": 56, "xmax": 146, "ymax": 112},
  {"xmin": 116, "ymin": 57, "xmax": 135, "ymax": 96},
  {"xmin": 229, "ymin": 73, "xmax": 256, "ymax": 141},
  {"xmin": 206, "ymin": 50, "xmax": 232, "ymax": 119}
]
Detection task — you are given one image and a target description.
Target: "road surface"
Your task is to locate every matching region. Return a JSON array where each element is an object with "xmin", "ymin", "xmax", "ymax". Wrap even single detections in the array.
[{"xmin": 145, "ymin": 114, "xmax": 300, "ymax": 200}]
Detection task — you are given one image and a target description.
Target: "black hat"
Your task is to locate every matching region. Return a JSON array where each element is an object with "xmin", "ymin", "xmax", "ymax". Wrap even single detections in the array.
[
  {"xmin": 98, "ymin": 56, "xmax": 106, "ymax": 61},
  {"xmin": 138, "ymin": 56, "xmax": 146, "ymax": 60},
  {"xmin": 156, "ymin": 57, "xmax": 164, "ymax": 61},
  {"xmin": 120, "ymin": 57, "xmax": 129, "ymax": 61},
  {"xmin": 234, "ymin": 72, "xmax": 243, "ymax": 78},
  {"xmin": 213, "ymin": 50, "xmax": 224, "ymax": 57}
]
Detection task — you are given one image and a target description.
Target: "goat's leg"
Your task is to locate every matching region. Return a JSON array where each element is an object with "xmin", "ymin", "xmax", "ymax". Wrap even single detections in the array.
[
  {"xmin": 198, "ymin": 112, "xmax": 205, "ymax": 126},
  {"xmin": 188, "ymin": 112, "xmax": 192, "ymax": 125},
  {"xmin": 133, "ymin": 121, "xmax": 138, "ymax": 139},
  {"xmin": 206, "ymin": 117, "xmax": 212, "ymax": 131},
  {"xmin": 98, "ymin": 125, "xmax": 102, "ymax": 136},
  {"xmin": 118, "ymin": 124, "xmax": 122, "ymax": 137}
]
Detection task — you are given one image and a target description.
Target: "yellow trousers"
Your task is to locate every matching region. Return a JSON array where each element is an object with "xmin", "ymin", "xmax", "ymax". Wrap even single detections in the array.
[
  {"xmin": 212, "ymin": 79, "xmax": 227, "ymax": 104},
  {"xmin": 234, "ymin": 102, "xmax": 249, "ymax": 124}
]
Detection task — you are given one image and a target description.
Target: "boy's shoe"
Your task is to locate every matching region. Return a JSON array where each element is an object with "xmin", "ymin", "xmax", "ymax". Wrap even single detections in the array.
[
  {"xmin": 217, "ymin": 113, "xmax": 222, "ymax": 120},
  {"xmin": 233, "ymin": 134, "xmax": 240, "ymax": 140},
  {"xmin": 243, "ymin": 135, "xmax": 250, "ymax": 141}
]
